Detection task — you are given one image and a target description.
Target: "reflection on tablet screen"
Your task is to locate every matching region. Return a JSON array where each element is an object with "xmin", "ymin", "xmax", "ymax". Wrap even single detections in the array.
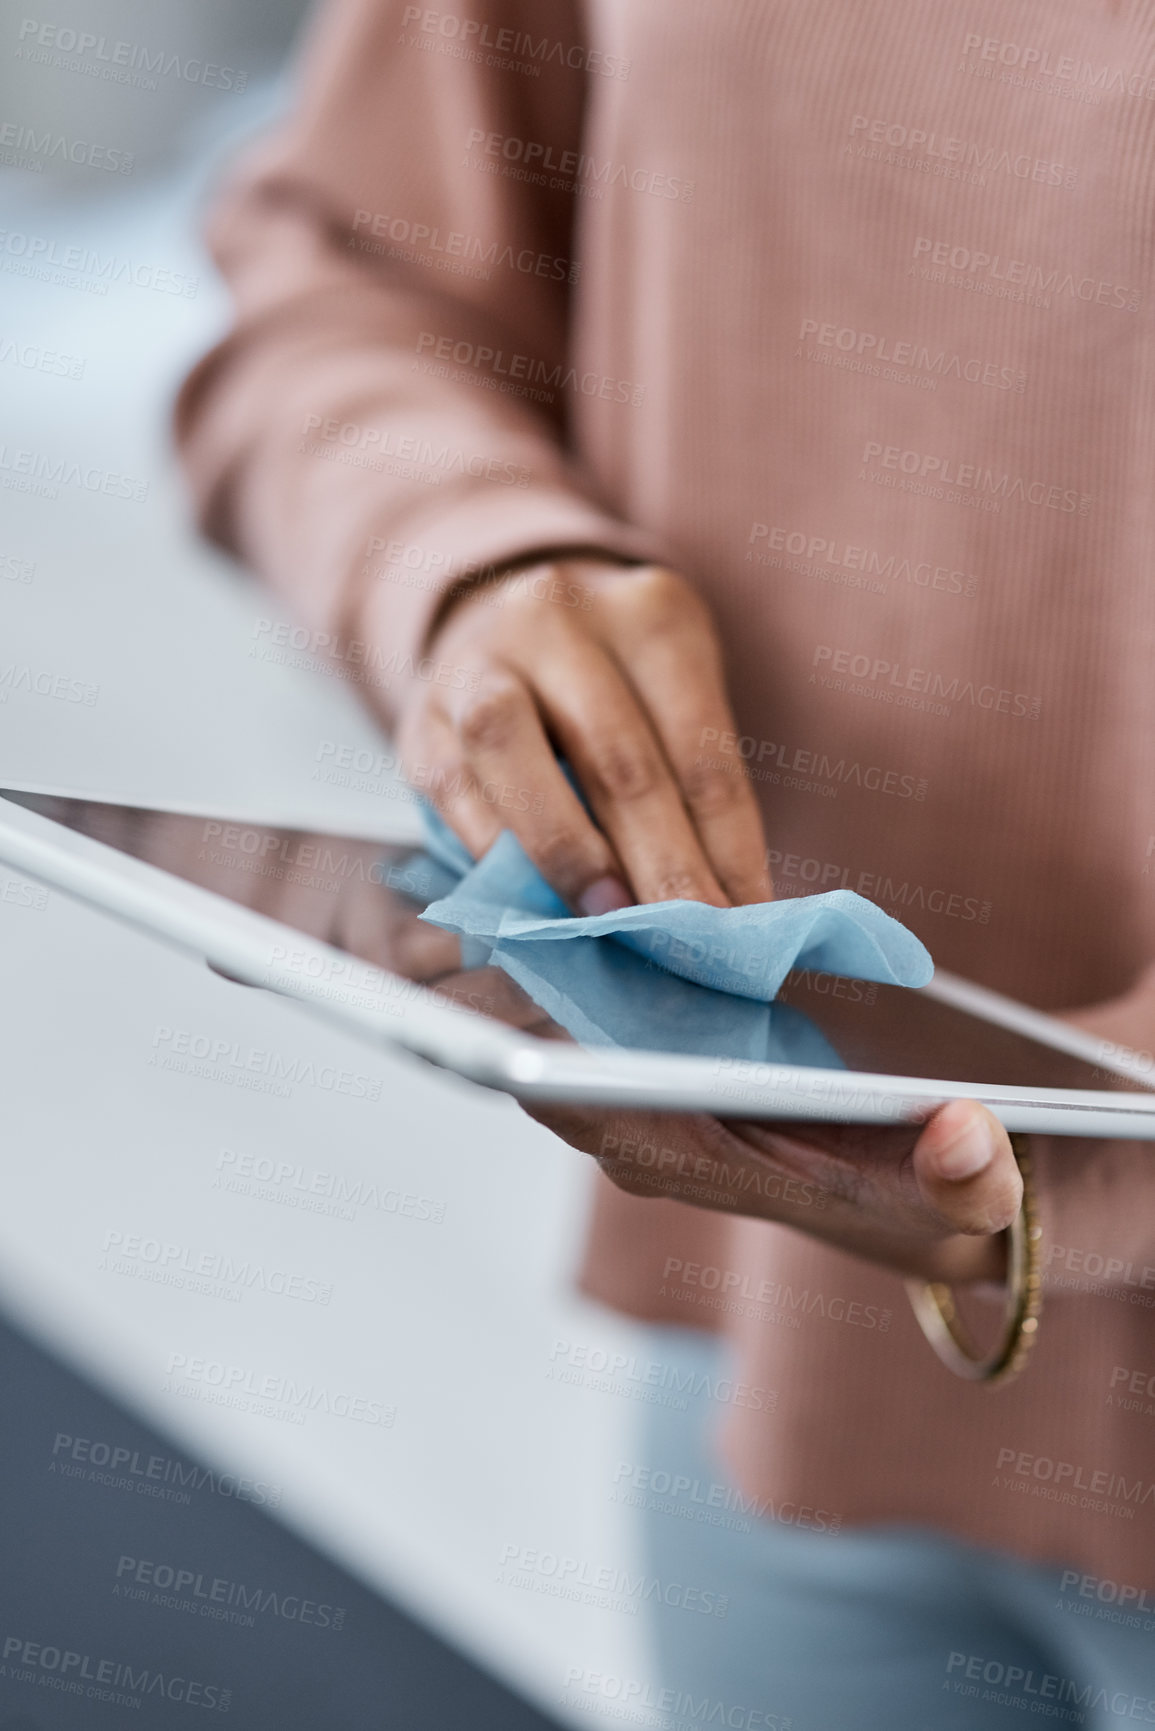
[{"xmin": 6, "ymin": 793, "xmax": 1149, "ymax": 1099}]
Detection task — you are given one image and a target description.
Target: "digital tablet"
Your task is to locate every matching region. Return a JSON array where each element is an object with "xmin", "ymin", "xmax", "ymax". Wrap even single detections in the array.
[{"xmin": 2, "ymin": 791, "xmax": 1154, "ymax": 1139}]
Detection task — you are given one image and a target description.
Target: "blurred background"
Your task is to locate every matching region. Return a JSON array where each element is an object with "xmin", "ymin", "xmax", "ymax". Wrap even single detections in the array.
[
  {"xmin": 0, "ymin": 0, "xmax": 430, "ymax": 831},
  {"xmin": 0, "ymin": 4, "xmax": 680, "ymax": 1725}
]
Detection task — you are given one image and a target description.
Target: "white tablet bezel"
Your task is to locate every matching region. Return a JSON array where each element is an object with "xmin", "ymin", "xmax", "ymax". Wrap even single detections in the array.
[{"xmin": 2, "ymin": 794, "xmax": 1154, "ymax": 1138}]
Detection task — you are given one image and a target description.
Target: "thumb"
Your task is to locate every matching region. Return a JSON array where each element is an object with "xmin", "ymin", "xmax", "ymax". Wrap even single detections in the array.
[{"xmin": 912, "ymin": 1100, "xmax": 1022, "ymax": 1237}]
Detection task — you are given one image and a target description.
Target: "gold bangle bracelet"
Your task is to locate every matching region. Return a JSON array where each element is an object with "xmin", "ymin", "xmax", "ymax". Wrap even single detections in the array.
[{"xmin": 904, "ymin": 1134, "xmax": 1043, "ymax": 1386}]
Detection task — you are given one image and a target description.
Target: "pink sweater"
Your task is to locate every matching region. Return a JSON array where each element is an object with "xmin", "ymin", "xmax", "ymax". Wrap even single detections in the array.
[{"xmin": 177, "ymin": 0, "xmax": 1155, "ymax": 1581}]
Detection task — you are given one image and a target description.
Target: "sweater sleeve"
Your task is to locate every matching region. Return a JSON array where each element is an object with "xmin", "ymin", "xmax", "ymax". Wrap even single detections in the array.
[{"xmin": 173, "ymin": 0, "xmax": 668, "ymax": 727}]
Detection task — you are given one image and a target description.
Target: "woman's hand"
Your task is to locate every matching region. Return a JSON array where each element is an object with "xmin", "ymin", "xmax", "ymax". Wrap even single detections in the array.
[
  {"xmin": 399, "ymin": 557, "xmax": 1021, "ymax": 1285},
  {"xmin": 525, "ymin": 1096, "xmax": 1022, "ymax": 1284},
  {"xmin": 396, "ymin": 559, "xmax": 773, "ymax": 912}
]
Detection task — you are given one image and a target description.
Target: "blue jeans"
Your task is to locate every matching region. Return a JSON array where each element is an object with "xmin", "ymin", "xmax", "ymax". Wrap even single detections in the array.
[{"xmin": 632, "ymin": 1331, "xmax": 1155, "ymax": 1731}]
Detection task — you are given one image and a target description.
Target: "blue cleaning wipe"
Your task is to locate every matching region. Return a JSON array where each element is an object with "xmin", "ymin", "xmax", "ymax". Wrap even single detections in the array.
[
  {"xmin": 417, "ymin": 807, "xmax": 933, "ymax": 1002},
  {"xmin": 486, "ymin": 926, "xmax": 848, "ymax": 1066}
]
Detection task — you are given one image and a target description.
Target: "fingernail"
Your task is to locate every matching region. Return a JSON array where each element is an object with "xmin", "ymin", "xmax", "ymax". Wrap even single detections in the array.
[
  {"xmin": 577, "ymin": 874, "xmax": 632, "ymax": 917},
  {"xmin": 934, "ymin": 1113, "xmax": 996, "ymax": 1180}
]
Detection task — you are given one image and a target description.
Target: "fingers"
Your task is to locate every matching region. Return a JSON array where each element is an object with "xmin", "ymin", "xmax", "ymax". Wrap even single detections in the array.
[
  {"xmin": 597, "ymin": 570, "xmax": 772, "ymax": 906},
  {"xmin": 521, "ymin": 1101, "xmax": 754, "ymax": 1212},
  {"xmin": 427, "ymin": 964, "xmax": 566, "ymax": 1035},
  {"xmin": 403, "ymin": 561, "xmax": 771, "ymax": 912},
  {"xmin": 328, "ymin": 876, "xmax": 462, "ymax": 982},
  {"xmin": 427, "ymin": 667, "xmax": 632, "ymax": 912},
  {"xmin": 400, "ymin": 703, "xmax": 505, "ymax": 864},
  {"xmin": 912, "ymin": 1101, "xmax": 1022, "ymax": 1237},
  {"xmin": 531, "ymin": 635, "xmax": 730, "ymax": 907}
]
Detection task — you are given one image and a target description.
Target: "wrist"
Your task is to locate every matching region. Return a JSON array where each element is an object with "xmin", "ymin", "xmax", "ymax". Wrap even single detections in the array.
[
  {"xmin": 426, "ymin": 547, "xmax": 643, "ymax": 649},
  {"xmin": 922, "ymin": 1229, "xmax": 1009, "ymax": 1288}
]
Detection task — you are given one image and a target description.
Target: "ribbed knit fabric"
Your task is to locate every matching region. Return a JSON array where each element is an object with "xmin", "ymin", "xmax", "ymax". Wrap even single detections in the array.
[{"xmin": 176, "ymin": 0, "xmax": 1155, "ymax": 1581}]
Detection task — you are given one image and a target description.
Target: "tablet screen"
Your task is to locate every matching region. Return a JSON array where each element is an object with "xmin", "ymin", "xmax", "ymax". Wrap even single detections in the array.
[{"xmin": 5, "ymin": 793, "xmax": 1150, "ymax": 1102}]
